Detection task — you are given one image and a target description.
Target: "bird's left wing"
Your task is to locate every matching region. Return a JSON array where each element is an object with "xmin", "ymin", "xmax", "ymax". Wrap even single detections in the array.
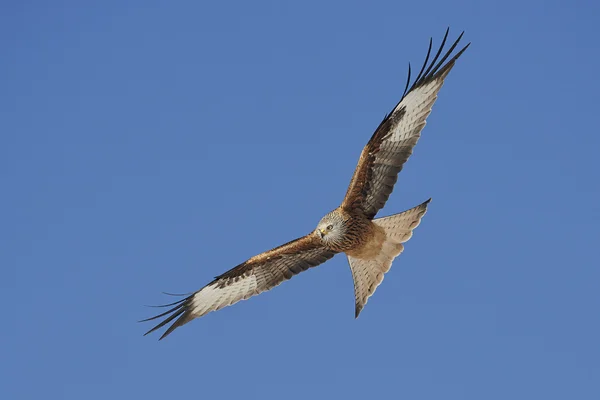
[
  {"xmin": 142, "ymin": 233, "xmax": 337, "ymax": 340},
  {"xmin": 341, "ymin": 29, "xmax": 470, "ymax": 219}
]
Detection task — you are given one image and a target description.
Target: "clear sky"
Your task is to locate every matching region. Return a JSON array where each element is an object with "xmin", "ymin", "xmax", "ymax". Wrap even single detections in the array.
[{"xmin": 2, "ymin": 1, "xmax": 599, "ymax": 399}]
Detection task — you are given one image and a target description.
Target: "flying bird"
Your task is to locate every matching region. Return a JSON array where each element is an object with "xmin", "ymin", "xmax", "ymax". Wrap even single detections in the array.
[{"xmin": 142, "ymin": 29, "xmax": 469, "ymax": 340}]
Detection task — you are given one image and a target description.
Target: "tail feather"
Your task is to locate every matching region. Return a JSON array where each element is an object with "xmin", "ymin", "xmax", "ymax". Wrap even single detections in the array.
[{"xmin": 348, "ymin": 199, "xmax": 430, "ymax": 317}]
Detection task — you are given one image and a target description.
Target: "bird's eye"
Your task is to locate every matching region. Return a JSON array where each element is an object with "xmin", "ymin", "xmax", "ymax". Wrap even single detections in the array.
[{"xmin": 327, "ymin": 224, "xmax": 333, "ymax": 231}]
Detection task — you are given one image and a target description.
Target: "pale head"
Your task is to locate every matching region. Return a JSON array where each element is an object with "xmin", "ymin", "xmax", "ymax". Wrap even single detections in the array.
[{"xmin": 316, "ymin": 209, "xmax": 347, "ymax": 245}]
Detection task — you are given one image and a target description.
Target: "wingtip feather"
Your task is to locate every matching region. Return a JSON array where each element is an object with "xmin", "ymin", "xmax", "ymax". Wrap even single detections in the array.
[
  {"xmin": 140, "ymin": 293, "xmax": 195, "ymax": 339},
  {"xmin": 403, "ymin": 29, "xmax": 470, "ymax": 99}
]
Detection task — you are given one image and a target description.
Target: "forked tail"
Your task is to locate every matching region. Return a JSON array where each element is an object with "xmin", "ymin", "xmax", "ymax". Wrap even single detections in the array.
[{"xmin": 347, "ymin": 199, "xmax": 430, "ymax": 317}]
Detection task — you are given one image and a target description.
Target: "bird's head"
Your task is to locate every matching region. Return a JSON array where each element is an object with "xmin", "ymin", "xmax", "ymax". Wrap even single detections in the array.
[{"xmin": 316, "ymin": 209, "xmax": 347, "ymax": 245}]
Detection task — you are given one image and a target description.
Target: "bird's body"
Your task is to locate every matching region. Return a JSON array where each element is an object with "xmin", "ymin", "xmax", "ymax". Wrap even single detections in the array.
[
  {"xmin": 142, "ymin": 29, "xmax": 470, "ymax": 339},
  {"xmin": 317, "ymin": 207, "xmax": 374, "ymax": 253},
  {"xmin": 344, "ymin": 218, "xmax": 386, "ymax": 260}
]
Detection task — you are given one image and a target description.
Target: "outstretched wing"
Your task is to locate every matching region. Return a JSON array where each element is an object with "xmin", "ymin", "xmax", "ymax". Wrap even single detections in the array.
[
  {"xmin": 142, "ymin": 234, "xmax": 337, "ymax": 340},
  {"xmin": 341, "ymin": 29, "xmax": 470, "ymax": 219}
]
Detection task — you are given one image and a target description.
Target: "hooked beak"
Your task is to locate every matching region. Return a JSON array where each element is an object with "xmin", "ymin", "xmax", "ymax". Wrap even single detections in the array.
[{"xmin": 319, "ymin": 229, "xmax": 327, "ymax": 238}]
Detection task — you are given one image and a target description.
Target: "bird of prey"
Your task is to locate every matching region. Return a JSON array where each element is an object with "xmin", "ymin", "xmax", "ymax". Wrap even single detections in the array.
[{"xmin": 142, "ymin": 29, "xmax": 469, "ymax": 340}]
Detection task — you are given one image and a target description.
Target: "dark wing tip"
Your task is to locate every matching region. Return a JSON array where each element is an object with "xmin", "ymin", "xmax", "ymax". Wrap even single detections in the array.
[
  {"xmin": 365, "ymin": 29, "xmax": 469, "ymax": 142},
  {"xmin": 162, "ymin": 291, "xmax": 192, "ymax": 297},
  {"xmin": 143, "ymin": 296, "xmax": 188, "ymax": 308},
  {"xmin": 140, "ymin": 293, "xmax": 195, "ymax": 340},
  {"xmin": 402, "ymin": 28, "xmax": 469, "ymax": 100},
  {"xmin": 376, "ymin": 29, "xmax": 468, "ymax": 130}
]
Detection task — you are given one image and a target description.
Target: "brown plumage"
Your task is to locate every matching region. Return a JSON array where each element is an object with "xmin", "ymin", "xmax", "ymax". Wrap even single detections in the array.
[{"xmin": 142, "ymin": 29, "xmax": 469, "ymax": 340}]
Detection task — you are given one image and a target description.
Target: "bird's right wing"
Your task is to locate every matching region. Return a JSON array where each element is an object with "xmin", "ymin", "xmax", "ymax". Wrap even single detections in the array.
[
  {"xmin": 341, "ymin": 29, "xmax": 469, "ymax": 219},
  {"xmin": 142, "ymin": 233, "xmax": 337, "ymax": 340}
]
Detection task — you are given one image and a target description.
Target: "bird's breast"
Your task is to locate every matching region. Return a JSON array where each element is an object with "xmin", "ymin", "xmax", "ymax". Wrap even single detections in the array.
[{"xmin": 344, "ymin": 220, "xmax": 386, "ymax": 260}]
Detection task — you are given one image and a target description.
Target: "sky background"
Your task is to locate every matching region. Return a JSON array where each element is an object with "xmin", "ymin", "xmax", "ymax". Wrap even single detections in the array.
[{"xmin": 2, "ymin": 1, "xmax": 599, "ymax": 399}]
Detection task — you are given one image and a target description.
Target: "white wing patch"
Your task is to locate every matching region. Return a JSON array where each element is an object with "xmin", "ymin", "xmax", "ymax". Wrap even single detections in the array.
[
  {"xmin": 188, "ymin": 274, "xmax": 259, "ymax": 318},
  {"xmin": 389, "ymin": 78, "xmax": 442, "ymax": 142}
]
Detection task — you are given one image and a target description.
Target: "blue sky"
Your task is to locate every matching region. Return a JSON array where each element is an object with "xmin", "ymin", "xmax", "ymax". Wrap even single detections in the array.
[{"xmin": 2, "ymin": 1, "xmax": 599, "ymax": 399}]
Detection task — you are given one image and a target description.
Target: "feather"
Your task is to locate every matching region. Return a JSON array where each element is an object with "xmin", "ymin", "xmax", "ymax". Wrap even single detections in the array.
[{"xmin": 342, "ymin": 29, "xmax": 469, "ymax": 218}]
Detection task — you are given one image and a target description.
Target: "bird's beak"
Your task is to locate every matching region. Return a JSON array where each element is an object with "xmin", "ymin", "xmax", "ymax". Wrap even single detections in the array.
[{"xmin": 319, "ymin": 229, "xmax": 327, "ymax": 238}]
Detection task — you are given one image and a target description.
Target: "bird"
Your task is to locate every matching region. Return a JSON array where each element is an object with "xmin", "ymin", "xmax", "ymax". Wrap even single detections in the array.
[{"xmin": 142, "ymin": 28, "xmax": 470, "ymax": 340}]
